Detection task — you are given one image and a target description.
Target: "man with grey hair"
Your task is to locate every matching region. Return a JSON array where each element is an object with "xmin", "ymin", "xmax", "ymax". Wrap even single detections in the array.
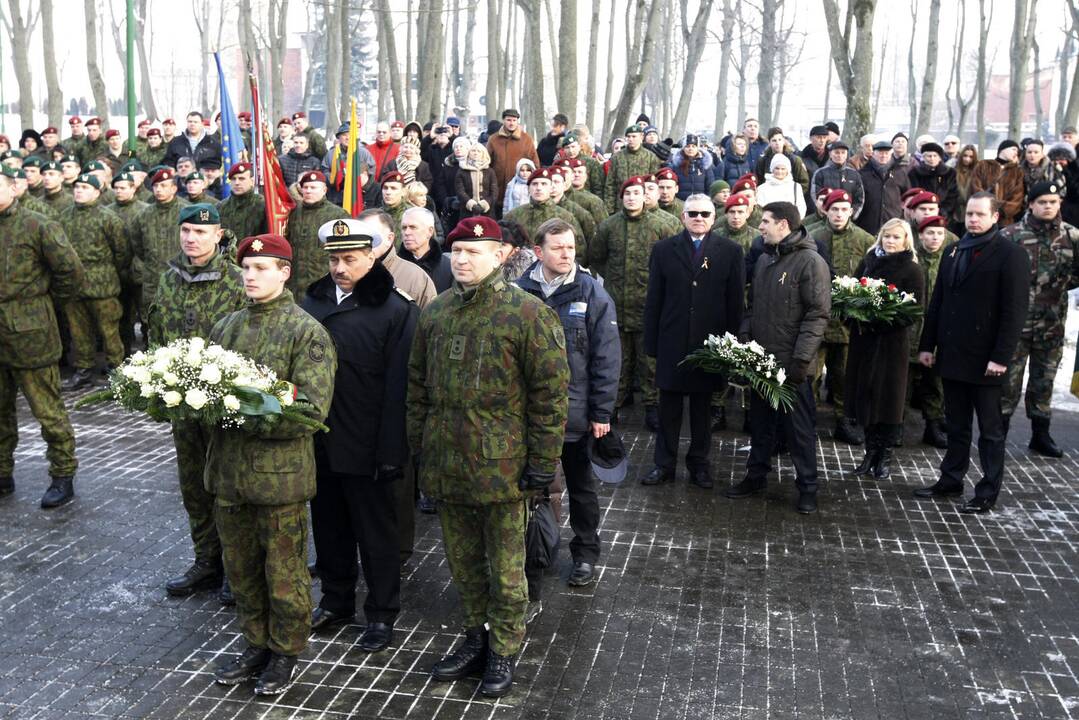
[
  {"xmin": 400, "ymin": 206, "xmax": 452, "ymax": 293},
  {"xmin": 850, "ymin": 135, "xmax": 875, "ymax": 171},
  {"xmin": 366, "ymin": 121, "xmax": 399, "ymax": 180}
]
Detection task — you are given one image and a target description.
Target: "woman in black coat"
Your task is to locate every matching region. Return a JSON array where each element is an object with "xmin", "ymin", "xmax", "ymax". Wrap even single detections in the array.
[{"xmin": 845, "ymin": 218, "xmax": 926, "ymax": 479}]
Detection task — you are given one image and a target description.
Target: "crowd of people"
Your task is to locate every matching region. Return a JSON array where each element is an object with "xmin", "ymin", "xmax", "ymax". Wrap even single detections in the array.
[{"xmin": 1, "ymin": 104, "xmax": 1078, "ymax": 698}]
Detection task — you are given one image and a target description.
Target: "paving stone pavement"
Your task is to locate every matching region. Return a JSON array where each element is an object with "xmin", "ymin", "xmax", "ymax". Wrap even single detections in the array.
[{"xmin": 1, "ymin": 390, "xmax": 1077, "ymax": 720}]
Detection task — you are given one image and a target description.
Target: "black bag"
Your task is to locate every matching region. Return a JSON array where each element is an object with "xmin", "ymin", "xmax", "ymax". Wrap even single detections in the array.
[{"xmin": 525, "ymin": 497, "xmax": 560, "ymax": 570}]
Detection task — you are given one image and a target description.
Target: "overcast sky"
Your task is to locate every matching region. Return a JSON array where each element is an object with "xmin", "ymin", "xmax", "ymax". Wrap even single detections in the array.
[{"xmin": 3, "ymin": 0, "xmax": 1073, "ymax": 139}]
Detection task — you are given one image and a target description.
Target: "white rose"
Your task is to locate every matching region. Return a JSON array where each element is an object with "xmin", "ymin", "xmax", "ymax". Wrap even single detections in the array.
[
  {"xmin": 162, "ymin": 371, "xmax": 180, "ymax": 386},
  {"xmin": 278, "ymin": 384, "xmax": 295, "ymax": 407},
  {"xmin": 188, "ymin": 337, "xmax": 206, "ymax": 352},
  {"xmin": 140, "ymin": 384, "xmax": 155, "ymax": 398},
  {"xmin": 162, "ymin": 390, "xmax": 183, "ymax": 407},
  {"xmin": 184, "ymin": 388, "xmax": 209, "ymax": 410},
  {"xmin": 199, "ymin": 364, "xmax": 222, "ymax": 385},
  {"xmin": 130, "ymin": 351, "xmax": 147, "ymax": 364},
  {"xmin": 152, "ymin": 357, "xmax": 171, "ymax": 374},
  {"xmin": 223, "ymin": 394, "xmax": 241, "ymax": 411}
]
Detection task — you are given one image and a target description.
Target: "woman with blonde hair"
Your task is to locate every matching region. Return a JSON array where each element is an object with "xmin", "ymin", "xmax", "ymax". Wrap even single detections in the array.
[
  {"xmin": 454, "ymin": 143, "xmax": 498, "ymax": 217},
  {"xmin": 845, "ymin": 218, "xmax": 926, "ymax": 479}
]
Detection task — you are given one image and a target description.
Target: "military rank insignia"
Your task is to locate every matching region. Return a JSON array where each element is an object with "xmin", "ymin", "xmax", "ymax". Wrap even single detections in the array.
[
  {"xmin": 252, "ymin": 239, "xmax": 264, "ymax": 252},
  {"xmin": 333, "ymin": 220, "xmax": 349, "ymax": 236},
  {"xmin": 449, "ymin": 335, "xmax": 466, "ymax": 360},
  {"xmin": 199, "ymin": 209, "xmax": 210, "ymax": 222}
]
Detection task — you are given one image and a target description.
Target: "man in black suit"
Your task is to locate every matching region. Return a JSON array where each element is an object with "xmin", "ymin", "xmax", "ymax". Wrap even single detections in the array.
[
  {"xmin": 915, "ymin": 192, "xmax": 1030, "ymax": 514},
  {"xmin": 642, "ymin": 194, "xmax": 745, "ymax": 489}
]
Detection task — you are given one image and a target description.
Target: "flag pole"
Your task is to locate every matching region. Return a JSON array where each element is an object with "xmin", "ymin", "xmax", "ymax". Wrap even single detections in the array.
[{"xmin": 126, "ymin": 0, "xmax": 136, "ymax": 141}]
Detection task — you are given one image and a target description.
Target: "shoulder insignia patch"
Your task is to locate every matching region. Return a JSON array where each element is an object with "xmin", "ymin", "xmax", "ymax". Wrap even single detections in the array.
[
  {"xmin": 394, "ymin": 287, "xmax": 414, "ymax": 303},
  {"xmin": 309, "ymin": 340, "xmax": 326, "ymax": 362}
]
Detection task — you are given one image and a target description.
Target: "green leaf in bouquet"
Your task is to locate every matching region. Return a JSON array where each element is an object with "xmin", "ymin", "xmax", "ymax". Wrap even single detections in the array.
[{"xmin": 232, "ymin": 386, "xmax": 284, "ymax": 416}]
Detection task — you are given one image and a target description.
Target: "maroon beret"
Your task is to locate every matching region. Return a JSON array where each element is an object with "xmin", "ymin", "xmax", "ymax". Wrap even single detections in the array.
[
  {"xmin": 150, "ymin": 167, "xmax": 176, "ymax": 185},
  {"xmin": 907, "ymin": 190, "xmax": 940, "ymax": 209},
  {"xmin": 620, "ymin": 175, "xmax": 647, "ymax": 196},
  {"xmin": 724, "ymin": 193, "xmax": 750, "ymax": 212},
  {"xmin": 654, "ymin": 168, "xmax": 679, "ymax": 184},
  {"xmin": 918, "ymin": 215, "xmax": 947, "ymax": 233},
  {"xmin": 238, "ymin": 234, "xmax": 292, "ymax": 263},
  {"xmin": 823, "ymin": 189, "xmax": 853, "ymax": 210},
  {"xmin": 381, "ymin": 171, "xmax": 405, "ymax": 186},
  {"xmin": 528, "ymin": 167, "xmax": 555, "ymax": 185},
  {"xmin": 446, "ymin": 215, "xmax": 503, "ymax": 247},
  {"xmin": 298, "ymin": 170, "xmax": 327, "ymax": 186},
  {"xmin": 227, "ymin": 162, "xmax": 253, "ymax": 179}
]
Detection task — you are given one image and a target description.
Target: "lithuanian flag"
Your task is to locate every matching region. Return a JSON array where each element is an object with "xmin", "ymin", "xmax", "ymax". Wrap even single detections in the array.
[{"xmin": 342, "ymin": 99, "xmax": 364, "ymax": 218}]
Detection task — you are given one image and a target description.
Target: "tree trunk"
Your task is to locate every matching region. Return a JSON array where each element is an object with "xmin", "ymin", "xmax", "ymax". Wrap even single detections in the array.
[
  {"xmin": 270, "ymin": 0, "xmax": 289, "ymax": 122},
  {"xmin": 4, "ymin": 0, "xmax": 35, "ymax": 129},
  {"xmin": 195, "ymin": 0, "xmax": 211, "ymax": 115},
  {"xmin": 1061, "ymin": 7, "xmax": 1079, "ymax": 132},
  {"xmin": 1007, "ymin": 0, "xmax": 1037, "ymax": 138},
  {"xmin": 416, "ymin": 0, "xmax": 445, "ymax": 122},
  {"xmin": 605, "ymin": 0, "xmax": 664, "ymax": 144},
  {"xmin": 338, "ymin": 0, "xmax": 350, "ymax": 122},
  {"xmin": 872, "ymin": 35, "xmax": 888, "ymax": 128},
  {"xmin": 914, "ymin": 0, "xmax": 941, "ymax": 137},
  {"xmin": 324, "ymin": 0, "xmax": 340, "ymax": 131},
  {"xmin": 516, "ymin": 0, "xmax": 544, "ymax": 132},
  {"xmin": 822, "ymin": 54, "xmax": 832, "ymax": 122},
  {"xmin": 40, "ymin": 0, "xmax": 63, "ymax": 127},
  {"xmin": 85, "ymin": 0, "xmax": 109, "ymax": 121},
  {"xmin": 822, "ymin": 0, "xmax": 878, "ymax": 145},
  {"xmin": 543, "ymin": 0, "xmax": 560, "ymax": 106},
  {"xmin": 670, "ymin": 0, "xmax": 714, "ymax": 140},
  {"xmin": 601, "ymin": 0, "xmax": 616, "ymax": 143},
  {"xmin": 712, "ymin": 0, "xmax": 734, "ymax": 140},
  {"xmin": 558, "ymin": 0, "xmax": 578, "ymax": 121},
  {"xmin": 975, "ymin": 0, "xmax": 990, "ymax": 153},
  {"xmin": 1032, "ymin": 35, "xmax": 1044, "ymax": 137},
  {"xmin": 134, "ymin": 0, "xmax": 158, "ymax": 119},
  {"xmin": 735, "ymin": 0, "xmax": 751, "ymax": 128},
  {"xmin": 757, "ymin": 0, "xmax": 777, "ymax": 129},
  {"xmin": 906, "ymin": 0, "xmax": 918, "ymax": 135},
  {"xmin": 585, "ymin": 0, "xmax": 600, "ymax": 129}
]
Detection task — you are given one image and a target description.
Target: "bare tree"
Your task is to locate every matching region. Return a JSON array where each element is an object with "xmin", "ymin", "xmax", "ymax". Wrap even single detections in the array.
[
  {"xmin": 769, "ymin": 1, "xmax": 806, "ymax": 125},
  {"xmin": 543, "ymin": 0, "xmax": 560, "ymax": 105},
  {"xmin": 1007, "ymin": 0, "xmax": 1038, "ymax": 138},
  {"xmin": 485, "ymin": 0, "xmax": 503, "ymax": 119},
  {"xmin": 974, "ymin": 0, "xmax": 992, "ymax": 152},
  {"xmin": 1, "ymin": 0, "xmax": 40, "ymax": 129},
  {"xmin": 416, "ymin": 0, "xmax": 446, "ymax": 121},
  {"xmin": 40, "ymin": 0, "xmax": 62, "ymax": 127},
  {"xmin": 459, "ymin": 0, "xmax": 477, "ymax": 114},
  {"xmin": 601, "ymin": 0, "xmax": 616, "ymax": 142},
  {"xmin": 324, "ymin": 0, "xmax": 341, "ymax": 130},
  {"xmin": 730, "ymin": 0, "xmax": 757, "ymax": 128},
  {"xmin": 871, "ymin": 33, "xmax": 888, "ymax": 128},
  {"xmin": 515, "ymin": 0, "xmax": 544, "ymax": 131},
  {"xmin": 1032, "ymin": 34, "xmax": 1044, "ymax": 136},
  {"xmin": 669, "ymin": 0, "xmax": 715, "ymax": 140},
  {"xmin": 585, "ymin": 0, "xmax": 601, "ymax": 129},
  {"xmin": 906, "ymin": 1, "xmax": 918, "ymax": 135},
  {"xmin": 712, "ymin": 0, "xmax": 736, "ymax": 139},
  {"xmin": 269, "ymin": 0, "xmax": 290, "ymax": 121},
  {"xmin": 193, "ymin": 0, "xmax": 213, "ymax": 114},
  {"xmin": 604, "ymin": 0, "xmax": 665, "ymax": 143},
  {"xmin": 558, "ymin": 0, "xmax": 578, "ymax": 121},
  {"xmin": 822, "ymin": 0, "xmax": 879, "ymax": 144},
  {"xmin": 84, "ymin": 0, "xmax": 108, "ymax": 121},
  {"xmin": 914, "ymin": 0, "xmax": 941, "ymax": 137},
  {"xmin": 757, "ymin": 0, "xmax": 778, "ymax": 128},
  {"xmin": 132, "ymin": 0, "xmax": 158, "ymax": 119},
  {"xmin": 1058, "ymin": 2, "xmax": 1079, "ymax": 132},
  {"xmin": 944, "ymin": 0, "xmax": 976, "ymax": 136}
]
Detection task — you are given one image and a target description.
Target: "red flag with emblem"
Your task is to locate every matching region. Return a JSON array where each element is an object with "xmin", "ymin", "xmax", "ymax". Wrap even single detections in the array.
[{"xmin": 249, "ymin": 70, "xmax": 295, "ymax": 236}]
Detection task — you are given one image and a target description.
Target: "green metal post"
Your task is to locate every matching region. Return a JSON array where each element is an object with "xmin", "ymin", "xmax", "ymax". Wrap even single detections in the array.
[{"xmin": 127, "ymin": 0, "xmax": 136, "ymax": 140}]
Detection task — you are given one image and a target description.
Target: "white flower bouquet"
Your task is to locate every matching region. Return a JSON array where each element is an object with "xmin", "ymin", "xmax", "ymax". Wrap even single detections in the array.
[
  {"xmin": 74, "ymin": 337, "xmax": 327, "ymax": 432},
  {"xmin": 680, "ymin": 332, "xmax": 797, "ymax": 410},
  {"xmin": 831, "ymin": 275, "xmax": 922, "ymax": 327}
]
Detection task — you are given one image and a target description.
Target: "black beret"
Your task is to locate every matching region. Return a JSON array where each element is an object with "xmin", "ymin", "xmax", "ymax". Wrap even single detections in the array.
[
  {"xmin": 810, "ymin": 125, "xmax": 829, "ymax": 136},
  {"xmin": 1027, "ymin": 181, "xmax": 1062, "ymax": 203}
]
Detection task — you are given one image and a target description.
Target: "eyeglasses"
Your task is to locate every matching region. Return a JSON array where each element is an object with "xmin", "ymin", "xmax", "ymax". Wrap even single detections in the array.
[{"xmin": 686, "ymin": 210, "xmax": 713, "ymax": 218}]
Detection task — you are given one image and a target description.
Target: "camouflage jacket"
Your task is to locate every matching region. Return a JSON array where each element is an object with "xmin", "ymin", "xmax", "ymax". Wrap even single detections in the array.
[
  {"xmin": 503, "ymin": 200, "xmax": 583, "ymax": 248},
  {"xmin": 604, "ymin": 146, "xmax": 661, "ymax": 213},
  {"xmin": 647, "ymin": 206, "xmax": 684, "ymax": 237},
  {"xmin": 108, "ymin": 198, "xmax": 149, "ymax": 235},
  {"xmin": 659, "ymin": 198, "xmax": 685, "ymax": 219},
  {"xmin": 811, "ymin": 221, "xmax": 875, "ymax": 343},
  {"xmin": 217, "ymin": 190, "xmax": 267, "ymax": 242},
  {"xmin": 999, "ymin": 213, "xmax": 1079, "ymax": 342},
  {"xmin": 77, "ymin": 136, "xmax": 108, "ymax": 166},
  {"xmin": 555, "ymin": 196, "xmax": 594, "ymax": 257},
  {"xmin": 19, "ymin": 193, "xmax": 54, "ymax": 219},
  {"xmin": 909, "ymin": 242, "xmax": 945, "ymax": 360},
  {"xmin": 406, "ymin": 269, "xmax": 569, "ymax": 505},
  {"xmin": 564, "ymin": 187, "xmax": 607, "ymax": 229},
  {"xmin": 713, "ymin": 206, "xmax": 763, "ymax": 236},
  {"xmin": 581, "ymin": 154, "xmax": 606, "ymax": 197},
  {"xmin": 136, "ymin": 145, "xmax": 166, "ymax": 170},
  {"xmin": 722, "ymin": 222, "xmax": 760, "ymax": 254},
  {"xmin": 587, "ymin": 208, "xmax": 671, "ymax": 332},
  {"xmin": 285, "ymin": 198, "xmax": 349, "ymax": 294},
  {"xmin": 300, "ymin": 126, "xmax": 328, "ymax": 161},
  {"xmin": 42, "ymin": 188, "xmax": 74, "ymax": 215},
  {"xmin": 130, "ymin": 197, "xmax": 190, "ymax": 306},
  {"xmin": 57, "ymin": 200, "xmax": 131, "ymax": 300},
  {"xmin": 28, "ymin": 182, "xmax": 46, "ymax": 198},
  {"xmin": 146, "ymin": 249, "xmax": 246, "ymax": 347},
  {"xmin": 206, "ymin": 290, "xmax": 337, "ymax": 506},
  {"xmin": 0, "ymin": 200, "xmax": 86, "ymax": 368}
]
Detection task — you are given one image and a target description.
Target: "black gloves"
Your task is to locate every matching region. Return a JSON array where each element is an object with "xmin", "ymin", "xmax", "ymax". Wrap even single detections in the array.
[{"xmin": 518, "ymin": 466, "xmax": 555, "ymax": 491}]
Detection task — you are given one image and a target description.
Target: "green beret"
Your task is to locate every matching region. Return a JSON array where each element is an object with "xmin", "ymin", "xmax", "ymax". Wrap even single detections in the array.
[
  {"xmin": 1, "ymin": 166, "xmax": 25, "ymax": 180},
  {"xmin": 178, "ymin": 203, "xmax": 220, "ymax": 226},
  {"xmin": 120, "ymin": 159, "xmax": 145, "ymax": 173},
  {"xmin": 561, "ymin": 132, "xmax": 579, "ymax": 146},
  {"xmin": 0, "ymin": 150, "xmax": 21, "ymax": 161},
  {"xmin": 184, "ymin": 171, "xmax": 205, "ymax": 183},
  {"xmin": 41, "ymin": 161, "xmax": 62, "ymax": 173},
  {"xmin": 74, "ymin": 173, "xmax": 101, "ymax": 190},
  {"xmin": 709, "ymin": 180, "xmax": 730, "ymax": 195},
  {"xmin": 21, "ymin": 156, "xmax": 42, "ymax": 169},
  {"xmin": 59, "ymin": 154, "xmax": 79, "ymax": 166},
  {"xmin": 112, "ymin": 171, "xmax": 136, "ymax": 186},
  {"xmin": 82, "ymin": 160, "xmax": 106, "ymax": 173},
  {"xmin": 624, "ymin": 126, "xmax": 643, "ymax": 136}
]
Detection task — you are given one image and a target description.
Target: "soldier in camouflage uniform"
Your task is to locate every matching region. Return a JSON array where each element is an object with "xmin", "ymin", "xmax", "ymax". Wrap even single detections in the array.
[
  {"xmin": 81, "ymin": 160, "xmax": 117, "ymax": 206},
  {"xmin": 40, "ymin": 161, "xmax": 74, "ymax": 215},
  {"xmin": 503, "ymin": 167, "xmax": 583, "ymax": 246},
  {"xmin": 999, "ymin": 181, "xmax": 1079, "ymax": 457},
  {"xmin": 23, "ymin": 156, "xmax": 46, "ymax": 199},
  {"xmin": 378, "ymin": 171, "xmax": 409, "ymax": 239},
  {"xmin": 656, "ymin": 168, "xmax": 685, "ymax": 219},
  {"xmin": 285, "ymin": 170, "xmax": 348, "ymax": 294},
  {"xmin": 643, "ymin": 175, "xmax": 684, "ymax": 238},
  {"xmin": 802, "ymin": 186, "xmax": 831, "ymax": 237},
  {"xmin": 59, "ymin": 155, "xmax": 81, "ymax": 193},
  {"xmin": 0, "ymin": 172, "xmax": 86, "ymax": 507},
  {"xmin": 183, "ymin": 172, "xmax": 219, "ymax": 207},
  {"xmin": 109, "ymin": 172, "xmax": 149, "ymax": 355},
  {"xmin": 8, "ymin": 167, "xmax": 53, "ymax": 219},
  {"xmin": 809, "ymin": 189, "xmax": 876, "ymax": 445},
  {"xmin": 408, "ymin": 216, "xmax": 569, "ymax": 698},
  {"xmin": 57, "ymin": 174, "xmax": 130, "ymax": 390},
  {"xmin": 587, "ymin": 176, "xmax": 672, "ymax": 431},
  {"xmin": 146, "ymin": 203, "xmax": 246, "ymax": 601},
  {"xmin": 118, "ymin": 159, "xmax": 153, "ymax": 203},
  {"xmin": 604, "ymin": 126, "xmax": 661, "ymax": 214},
  {"xmin": 549, "ymin": 167, "xmax": 594, "ymax": 258},
  {"xmin": 292, "ymin": 112, "xmax": 328, "ymax": 160},
  {"xmin": 130, "ymin": 168, "xmax": 190, "ymax": 310},
  {"xmin": 136, "ymin": 128, "xmax": 167, "ymax": 169},
  {"xmin": 78, "ymin": 118, "xmax": 107, "ymax": 167},
  {"xmin": 209, "ymin": 234, "xmax": 336, "ymax": 696},
  {"xmin": 560, "ymin": 158, "xmax": 607, "ymax": 229},
  {"xmin": 906, "ymin": 215, "xmax": 949, "ymax": 448},
  {"xmin": 560, "ymin": 133, "xmax": 605, "ymax": 197},
  {"xmin": 217, "ymin": 162, "xmax": 268, "ymax": 242}
]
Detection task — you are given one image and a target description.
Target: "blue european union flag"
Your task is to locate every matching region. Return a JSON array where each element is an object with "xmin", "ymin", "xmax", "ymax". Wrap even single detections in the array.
[{"xmin": 214, "ymin": 52, "xmax": 246, "ymax": 199}]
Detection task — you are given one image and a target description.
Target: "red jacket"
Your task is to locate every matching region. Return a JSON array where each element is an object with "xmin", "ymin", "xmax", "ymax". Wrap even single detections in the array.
[{"xmin": 365, "ymin": 139, "xmax": 400, "ymax": 180}]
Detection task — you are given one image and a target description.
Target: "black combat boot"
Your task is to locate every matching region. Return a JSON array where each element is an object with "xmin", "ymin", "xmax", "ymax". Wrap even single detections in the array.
[
  {"xmin": 0, "ymin": 476, "xmax": 13, "ymax": 496},
  {"xmin": 922, "ymin": 419, "xmax": 948, "ymax": 449},
  {"xmin": 1029, "ymin": 417, "xmax": 1063, "ymax": 458},
  {"xmin": 851, "ymin": 436, "xmax": 879, "ymax": 476},
  {"xmin": 214, "ymin": 645, "xmax": 271, "ymax": 685},
  {"xmin": 40, "ymin": 476, "xmax": 74, "ymax": 508},
  {"xmin": 218, "ymin": 576, "xmax": 235, "ymax": 606},
  {"xmin": 61, "ymin": 368, "xmax": 95, "ymax": 391},
  {"xmin": 872, "ymin": 445, "xmax": 894, "ymax": 479},
  {"xmin": 644, "ymin": 405, "xmax": 659, "ymax": 432},
  {"xmin": 479, "ymin": 650, "xmax": 517, "ymax": 698},
  {"xmin": 254, "ymin": 653, "xmax": 297, "ymax": 695},
  {"xmin": 431, "ymin": 627, "xmax": 489, "ymax": 681},
  {"xmin": 834, "ymin": 417, "xmax": 864, "ymax": 445},
  {"xmin": 165, "ymin": 558, "xmax": 223, "ymax": 597}
]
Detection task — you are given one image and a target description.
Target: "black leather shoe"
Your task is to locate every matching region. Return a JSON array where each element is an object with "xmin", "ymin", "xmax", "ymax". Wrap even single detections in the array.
[
  {"xmin": 214, "ymin": 645, "xmax": 271, "ymax": 685},
  {"xmin": 431, "ymin": 627, "xmax": 488, "ymax": 681},
  {"xmin": 0, "ymin": 476, "xmax": 13, "ymax": 496},
  {"xmin": 957, "ymin": 497, "xmax": 994, "ymax": 514},
  {"xmin": 218, "ymin": 577, "xmax": 235, "ymax": 606},
  {"xmin": 641, "ymin": 466, "xmax": 674, "ymax": 485},
  {"xmin": 254, "ymin": 653, "xmax": 297, "ymax": 696},
  {"xmin": 913, "ymin": 482, "xmax": 964, "ymax": 499},
  {"xmin": 358, "ymin": 622, "xmax": 393, "ymax": 652},
  {"xmin": 479, "ymin": 650, "xmax": 516, "ymax": 698},
  {"xmin": 310, "ymin": 607, "xmax": 354, "ymax": 633},
  {"xmin": 644, "ymin": 405, "xmax": 660, "ymax": 432},
  {"xmin": 922, "ymin": 419, "xmax": 948, "ymax": 449},
  {"xmin": 1029, "ymin": 418, "xmax": 1064, "ymax": 458},
  {"xmin": 165, "ymin": 559, "xmax": 223, "ymax": 597},
  {"xmin": 850, "ymin": 449, "xmax": 878, "ymax": 476},
  {"xmin": 525, "ymin": 600, "xmax": 543, "ymax": 624},
  {"xmin": 689, "ymin": 467, "xmax": 713, "ymax": 489},
  {"xmin": 834, "ymin": 417, "xmax": 864, "ymax": 445},
  {"xmin": 62, "ymin": 368, "xmax": 95, "ymax": 391},
  {"xmin": 872, "ymin": 447, "xmax": 893, "ymax": 480},
  {"xmin": 40, "ymin": 476, "xmax": 74, "ymax": 509},
  {"xmin": 710, "ymin": 406, "xmax": 727, "ymax": 432},
  {"xmin": 725, "ymin": 477, "xmax": 766, "ymax": 498},
  {"xmin": 796, "ymin": 492, "xmax": 818, "ymax": 514},
  {"xmin": 567, "ymin": 562, "xmax": 595, "ymax": 587},
  {"xmin": 417, "ymin": 493, "xmax": 438, "ymax": 514}
]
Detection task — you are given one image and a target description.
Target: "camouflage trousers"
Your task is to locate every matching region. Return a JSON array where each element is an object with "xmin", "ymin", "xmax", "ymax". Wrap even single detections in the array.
[
  {"xmin": 618, "ymin": 330, "xmax": 656, "ymax": 407},
  {"xmin": 65, "ymin": 297, "xmax": 124, "ymax": 369},
  {"xmin": 1002, "ymin": 334, "xmax": 1064, "ymax": 420},
  {"xmin": 172, "ymin": 421, "xmax": 220, "ymax": 563},
  {"xmin": 906, "ymin": 362, "xmax": 944, "ymax": 421},
  {"xmin": 216, "ymin": 501, "xmax": 311, "ymax": 656},
  {"xmin": 0, "ymin": 364, "xmax": 78, "ymax": 478},
  {"xmin": 813, "ymin": 342, "xmax": 847, "ymax": 417},
  {"xmin": 438, "ymin": 501, "xmax": 528, "ymax": 656}
]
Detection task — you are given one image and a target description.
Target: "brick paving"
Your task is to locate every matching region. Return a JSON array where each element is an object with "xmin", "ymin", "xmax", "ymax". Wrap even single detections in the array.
[{"xmin": 1, "ymin": 385, "xmax": 1077, "ymax": 720}]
